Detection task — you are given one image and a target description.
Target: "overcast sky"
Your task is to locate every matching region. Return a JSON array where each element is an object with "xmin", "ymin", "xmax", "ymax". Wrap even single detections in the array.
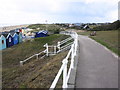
[{"xmin": 0, "ymin": 0, "xmax": 119, "ymax": 26}]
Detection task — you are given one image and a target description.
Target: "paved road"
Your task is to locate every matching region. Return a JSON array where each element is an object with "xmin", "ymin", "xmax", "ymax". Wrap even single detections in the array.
[{"xmin": 75, "ymin": 35, "xmax": 118, "ymax": 88}]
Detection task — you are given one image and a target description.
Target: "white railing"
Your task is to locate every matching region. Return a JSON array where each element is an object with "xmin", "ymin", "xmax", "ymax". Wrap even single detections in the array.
[
  {"xmin": 43, "ymin": 35, "xmax": 74, "ymax": 56},
  {"xmin": 19, "ymin": 31, "xmax": 78, "ymax": 89},
  {"xmin": 20, "ymin": 50, "xmax": 46, "ymax": 66},
  {"xmin": 19, "ymin": 33, "xmax": 74, "ymax": 66},
  {"xmin": 50, "ymin": 31, "xmax": 78, "ymax": 89}
]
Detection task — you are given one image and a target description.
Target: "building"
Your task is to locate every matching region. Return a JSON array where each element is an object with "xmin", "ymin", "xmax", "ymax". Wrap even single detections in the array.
[
  {"xmin": 12, "ymin": 33, "xmax": 19, "ymax": 45},
  {"xmin": 15, "ymin": 29, "xmax": 23, "ymax": 43},
  {"xmin": 5, "ymin": 33, "xmax": 14, "ymax": 47},
  {"xmin": 0, "ymin": 35, "xmax": 6, "ymax": 50},
  {"xmin": 83, "ymin": 25, "xmax": 89, "ymax": 29},
  {"xmin": 35, "ymin": 30, "xmax": 48, "ymax": 38},
  {"xmin": 18, "ymin": 32, "xmax": 23, "ymax": 43}
]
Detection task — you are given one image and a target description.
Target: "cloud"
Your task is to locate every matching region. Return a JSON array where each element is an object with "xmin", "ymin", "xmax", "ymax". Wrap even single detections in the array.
[{"xmin": 0, "ymin": 0, "xmax": 119, "ymax": 25}]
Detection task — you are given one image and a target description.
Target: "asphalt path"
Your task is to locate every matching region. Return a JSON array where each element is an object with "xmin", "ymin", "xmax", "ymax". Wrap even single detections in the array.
[{"xmin": 75, "ymin": 35, "xmax": 118, "ymax": 88}]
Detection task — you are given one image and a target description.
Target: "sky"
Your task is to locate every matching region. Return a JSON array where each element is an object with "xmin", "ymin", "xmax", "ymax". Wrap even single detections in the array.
[{"xmin": 0, "ymin": 0, "xmax": 119, "ymax": 26}]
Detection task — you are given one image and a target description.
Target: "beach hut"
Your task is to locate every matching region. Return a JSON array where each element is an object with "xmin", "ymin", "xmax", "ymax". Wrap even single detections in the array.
[
  {"xmin": 22, "ymin": 28, "xmax": 27, "ymax": 36},
  {"xmin": 35, "ymin": 30, "xmax": 48, "ymax": 38},
  {"xmin": 6, "ymin": 33, "xmax": 14, "ymax": 47},
  {"xmin": 12, "ymin": 33, "xmax": 19, "ymax": 45},
  {"xmin": 18, "ymin": 32, "xmax": 22, "ymax": 43},
  {"xmin": 83, "ymin": 25, "xmax": 89, "ymax": 29},
  {"xmin": 15, "ymin": 29, "xmax": 20, "ymax": 33},
  {"xmin": 0, "ymin": 35, "xmax": 6, "ymax": 50},
  {"xmin": 19, "ymin": 28, "xmax": 22, "ymax": 33}
]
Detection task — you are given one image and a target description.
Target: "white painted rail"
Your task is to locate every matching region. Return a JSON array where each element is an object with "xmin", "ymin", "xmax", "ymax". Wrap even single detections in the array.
[
  {"xmin": 19, "ymin": 33, "xmax": 74, "ymax": 66},
  {"xmin": 50, "ymin": 31, "xmax": 78, "ymax": 89},
  {"xmin": 60, "ymin": 37, "xmax": 73, "ymax": 45},
  {"xmin": 20, "ymin": 50, "xmax": 46, "ymax": 66}
]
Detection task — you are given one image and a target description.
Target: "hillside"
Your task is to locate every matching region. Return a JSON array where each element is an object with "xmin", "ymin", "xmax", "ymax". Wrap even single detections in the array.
[
  {"xmin": 27, "ymin": 24, "xmax": 63, "ymax": 34},
  {"xmin": 2, "ymin": 34, "xmax": 69, "ymax": 88},
  {"xmin": 92, "ymin": 20, "xmax": 120, "ymax": 31}
]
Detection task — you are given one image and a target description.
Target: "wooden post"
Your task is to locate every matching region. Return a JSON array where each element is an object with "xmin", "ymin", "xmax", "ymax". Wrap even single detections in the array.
[
  {"xmin": 57, "ymin": 41, "xmax": 61, "ymax": 52},
  {"xmin": 54, "ymin": 46, "xmax": 56, "ymax": 54},
  {"xmin": 62, "ymin": 59, "xmax": 68, "ymax": 88},
  {"xmin": 36, "ymin": 54, "xmax": 39, "ymax": 59},
  {"xmin": 71, "ymin": 45, "xmax": 74, "ymax": 69},
  {"xmin": 46, "ymin": 43, "xmax": 49, "ymax": 56},
  {"xmin": 20, "ymin": 61, "xmax": 23, "ymax": 66}
]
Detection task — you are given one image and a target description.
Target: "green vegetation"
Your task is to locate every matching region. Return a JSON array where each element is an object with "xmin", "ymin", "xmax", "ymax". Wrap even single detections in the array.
[
  {"xmin": 77, "ymin": 31, "xmax": 92, "ymax": 36},
  {"xmin": 77, "ymin": 20, "xmax": 119, "ymax": 56},
  {"xmin": 2, "ymin": 34, "xmax": 70, "ymax": 88},
  {"xmin": 90, "ymin": 30, "xmax": 119, "ymax": 56},
  {"xmin": 27, "ymin": 24, "xmax": 63, "ymax": 34},
  {"xmin": 92, "ymin": 20, "xmax": 120, "ymax": 31},
  {"xmin": 77, "ymin": 30, "xmax": 119, "ymax": 56}
]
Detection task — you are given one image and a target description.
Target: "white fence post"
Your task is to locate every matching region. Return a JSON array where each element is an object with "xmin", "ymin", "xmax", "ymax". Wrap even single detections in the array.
[
  {"xmin": 71, "ymin": 44, "xmax": 74, "ymax": 69},
  {"xmin": 20, "ymin": 61, "xmax": 23, "ymax": 66},
  {"xmin": 36, "ymin": 54, "xmax": 39, "ymax": 59},
  {"xmin": 50, "ymin": 31, "xmax": 78, "ymax": 89},
  {"xmin": 54, "ymin": 46, "xmax": 56, "ymax": 54},
  {"xmin": 75, "ymin": 33, "xmax": 78, "ymax": 55},
  {"xmin": 57, "ymin": 41, "xmax": 61, "ymax": 52},
  {"xmin": 62, "ymin": 59, "xmax": 68, "ymax": 88},
  {"xmin": 46, "ymin": 43, "xmax": 49, "ymax": 56},
  {"xmin": 44, "ymin": 43, "xmax": 49, "ymax": 56}
]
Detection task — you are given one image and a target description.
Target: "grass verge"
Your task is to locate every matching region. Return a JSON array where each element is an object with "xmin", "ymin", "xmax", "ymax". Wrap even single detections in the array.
[
  {"xmin": 90, "ymin": 36, "xmax": 119, "ymax": 56},
  {"xmin": 77, "ymin": 30, "xmax": 119, "ymax": 56}
]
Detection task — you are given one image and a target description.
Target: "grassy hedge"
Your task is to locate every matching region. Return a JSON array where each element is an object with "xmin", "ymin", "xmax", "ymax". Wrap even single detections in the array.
[
  {"xmin": 92, "ymin": 20, "xmax": 120, "ymax": 31},
  {"xmin": 27, "ymin": 24, "xmax": 62, "ymax": 34}
]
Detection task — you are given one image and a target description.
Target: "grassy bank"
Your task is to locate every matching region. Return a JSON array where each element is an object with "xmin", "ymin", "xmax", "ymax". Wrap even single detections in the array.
[
  {"xmin": 77, "ymin": 30, "xmax": 92, "ymax": 36},
  {"xmin": 2, "ymin": 34, "xmax": 69, "ymax": 88},
  {"xmin": 77, "ymin": 30, "xmax": 119, "ymax": 56}
]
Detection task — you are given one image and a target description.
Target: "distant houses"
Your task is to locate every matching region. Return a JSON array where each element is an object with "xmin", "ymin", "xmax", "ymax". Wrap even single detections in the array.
[
  {"xmin": 83, "ymin": 25, "xmax": 89, "ymax": 29},
  {"xmin": 0, "ymin": 28, "xmax": 24, "ymax": 50},
  {"xmin": 35, "ymin": 30, "xmax": 48, "ymax": 38},
  {"xmin": 0, "ymin": 28, "xmax": 49, "ymax": 50}
]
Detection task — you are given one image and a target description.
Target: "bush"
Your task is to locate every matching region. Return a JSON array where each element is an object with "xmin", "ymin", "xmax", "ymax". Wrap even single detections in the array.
[
  {"xmin": 27, "ymin": 24, "xmax": 61, "ymax": 34},
  {"xmin": 92, "ymin": 20, "xmax": 120, "ymax": 31}
]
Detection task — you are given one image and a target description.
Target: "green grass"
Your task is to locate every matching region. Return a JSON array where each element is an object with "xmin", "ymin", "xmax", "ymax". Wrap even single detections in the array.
[
  {"xmin": 78, "ymin": 30, "xmax": 119, "ymax": 56},
  {"xmin": 2, "ymin": 34, "xmax": 70, "ymax": 88},
  {"xmin": 27, "ymin": 24, "xmax": 63, "ymax": 34},
  {"xmin": 2, "ymin": 34, "xmax": 69, "ymax": 67},
  {"xmin": 77, "ymin": 31, "xmax": 92, "ymax": 36}
]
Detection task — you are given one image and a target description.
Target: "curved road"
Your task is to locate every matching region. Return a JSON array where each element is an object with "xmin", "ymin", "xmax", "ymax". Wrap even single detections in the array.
[{"xmin": 75, "ymin": 35, "xmax": 118, "ymax": 88}]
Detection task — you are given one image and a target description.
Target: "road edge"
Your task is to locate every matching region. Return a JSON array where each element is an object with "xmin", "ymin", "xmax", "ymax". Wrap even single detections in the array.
[
  {"xmin": 87, "ymin": 36, "xmax": 119, "ymax": 59},
  {"xmin": 67, "ymin": 40, "xmax": 80, "ymax": 89}
]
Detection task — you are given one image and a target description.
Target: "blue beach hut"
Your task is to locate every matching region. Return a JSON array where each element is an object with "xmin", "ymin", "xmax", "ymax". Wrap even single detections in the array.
[
  {"xmin": 0, "ymin": 35, "xmax": 6, "ymax": 50},
  {"xmin": 35, "ymin": 30, "xmax": 48, "ymax": 38},
  {"xmin": 6, "ymin": 33, "xmax": 14, "ymax": 47},
  {"xmin": 12, "ymin": 33, "xmax": 19, "ymax": 45},
  {"xmin": 18, "ymin": 32, "xmax": 22, "ymax": 43}
]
